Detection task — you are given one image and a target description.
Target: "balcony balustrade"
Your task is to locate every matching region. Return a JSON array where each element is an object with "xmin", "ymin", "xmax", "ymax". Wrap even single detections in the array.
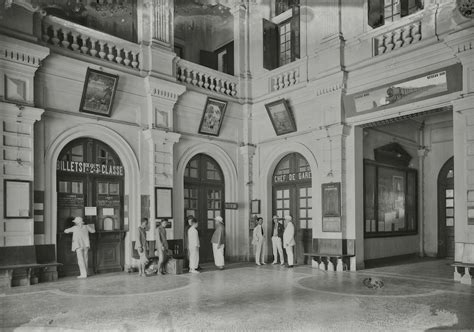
[
  {"xmin": 176, "ymin": 59, "xmax": 238, "ymax": 97},
  {"xmin": 41, "ymin": 15, "xmax": 142, "ymax": 70},
  {"xmin": 373, "ymin": 21, "xmax": 422, "ymax": 56},
  {"xmin": 270, "ymin": 65, "xmax": 300, "ymax": 92}
]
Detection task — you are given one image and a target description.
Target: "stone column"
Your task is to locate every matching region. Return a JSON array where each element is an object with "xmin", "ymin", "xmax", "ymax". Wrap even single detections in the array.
[
  {"xmin": 240, "ymin": 142, "xmax": 256, "ymax": 262},
  {"xmin": 0, "ymin": 35, "xmax": 49, "ymax": 246},
  {"xmin": 142, "ymin": 77, "xmax": 185, "ymax": 240},
  {"xmin": 152, "ymin": 0, "xmax": 174, "ymax": 47}
]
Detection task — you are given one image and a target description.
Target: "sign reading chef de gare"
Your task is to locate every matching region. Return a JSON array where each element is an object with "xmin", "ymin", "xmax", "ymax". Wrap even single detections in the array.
[
  {"xmin": 273, "ymin": 171, "xmax": 312, "ymax": 184},
  {"xmin": 57, "ymin": 160, "xmax": 124, "ymax": 176}
]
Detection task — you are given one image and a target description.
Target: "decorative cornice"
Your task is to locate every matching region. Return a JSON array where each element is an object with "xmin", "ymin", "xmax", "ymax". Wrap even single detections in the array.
[
  {"xmin": 316, "ymin": 83, "xmax": 345, "ymax": 96},
  {"xmin": 146, "ymin": 77, "xmax": 186, "ymax": 102},
  {"xmin": 0, "ymin": 34, "xmax": 49, "ymax": 68},
  {"xmin": 142, "ymin": 128, "xmax": 181, "ymax": 145},
  {"xmin": 0, "ymin": 102, "xmax": 44, "ymax": 122}
]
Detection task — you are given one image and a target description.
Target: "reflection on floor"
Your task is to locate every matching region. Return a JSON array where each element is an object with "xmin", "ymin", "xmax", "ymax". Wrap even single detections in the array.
[{"xmin": 2, "ymin": 259, "xmax": 473, "ymax": 331}]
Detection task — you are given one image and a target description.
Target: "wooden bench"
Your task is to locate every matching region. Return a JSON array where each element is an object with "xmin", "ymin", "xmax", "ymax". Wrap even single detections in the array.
[
  {"xmin": 452, "ymin": 262, "xmax": 473, "ymax": 285},
  {"xmin": 304, "ymin": 253, "xmax": 356, "ymax": 272},
  {"xmin": 0, "ymin": 245, "xmax": 62, "ymax": 288}
]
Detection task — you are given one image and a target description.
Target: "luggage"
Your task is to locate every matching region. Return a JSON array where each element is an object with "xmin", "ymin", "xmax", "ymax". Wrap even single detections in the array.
[{"xmin": 166, "ymin": 258, "xmax": 183, "ymax": 275}]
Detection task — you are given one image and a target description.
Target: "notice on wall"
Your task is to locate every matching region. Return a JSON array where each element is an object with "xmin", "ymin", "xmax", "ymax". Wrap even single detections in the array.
[
  {"xmin": 102, "ymin": 208, "xmax": 114, "ymax": 216},
  {"xmin": 85, "ymin": 206, "xmax": 97, "ymax": 216}
]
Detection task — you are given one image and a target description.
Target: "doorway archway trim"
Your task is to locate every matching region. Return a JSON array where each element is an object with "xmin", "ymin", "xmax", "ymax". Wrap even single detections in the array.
[{"xmin": 44, "ymin": 123, "xmax": 140, "ymax": 267}]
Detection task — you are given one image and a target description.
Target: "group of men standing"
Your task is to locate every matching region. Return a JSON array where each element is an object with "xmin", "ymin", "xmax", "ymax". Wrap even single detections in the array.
[{"xmin": 252, "ymin": 215, "xmax": 295, "ymax": 267}]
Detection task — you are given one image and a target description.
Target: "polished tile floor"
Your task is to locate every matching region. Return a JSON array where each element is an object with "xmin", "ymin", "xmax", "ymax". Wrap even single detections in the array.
[{"xmin": 2, "ymin": 259, "xmax": 473, "ymax": 331}]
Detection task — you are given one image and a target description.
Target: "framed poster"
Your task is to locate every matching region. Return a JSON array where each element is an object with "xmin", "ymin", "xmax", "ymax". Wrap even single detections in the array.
[
  {"xmin": 265, "ymin": 99, "xmax": 297, "ymax": 136},
  {"xmin": 4, "ymin": 180, "xmax": 32, "ymax": 218},
  {"xmin": 322, "ymin": 182, "xmax": 341, "ymax": 232},
  {"xmin": 79, "ymin": 67, "xmax": 119, "ymax": 117},
  {"xmin": 198, "ymin": 97, "xmax": 228, "ymax": 136},
  {"xmin": 251, "ymin": 199, "xmax": 261, "ymax": 214},
  {"xmin": 155, "ymin": 187, "xmax": 173, "ymax": 219}
]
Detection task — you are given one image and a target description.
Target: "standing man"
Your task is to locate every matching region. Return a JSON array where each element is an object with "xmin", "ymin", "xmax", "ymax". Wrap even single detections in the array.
[
  {"xmin": 252, "ymin": 217, "xmax": 266, "ymax": 265},
  {"xmin": 64, "ymin": 216, "xmax": 95, "ymax": 278},
  {"xmin": 271, "ymin": 215, "xmax": 285, "ymax": 265},
  {"xmin": 155, "ymin": 219, "xmax": 169, "ymax": 275},
  {"xmin": 211, "ymin": 216, "xmax": 225, "ymax": 270},
  {"xmin": 283, "ymin": 215, "xmax": 296, "ymax": 268},
  {"xmin": 188, "ymin": 218, "xmax": 200, "ymax": 274}
]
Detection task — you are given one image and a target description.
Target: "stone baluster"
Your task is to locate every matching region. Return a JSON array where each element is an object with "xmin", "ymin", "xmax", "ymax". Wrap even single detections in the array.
[
  {"xmin": 394, "ymin": 28, "xmax": 403, "ymax": 49},
  {"xmin": 385, "ymin": 32, "xmax": 394, "ymax": 51},
  {"xmin": 51, "ymin": 26, "xmax": 60, "ymax": 46},
  {"xmin": 273, "ymin": 77, "xmax": 279, "ymax": 91},
  {"xmin": 185, "ymin": 70, "xmax": 192, "ymax": 84},
  {"xmin": 191, "ymin": 71, "xmax": 198, "ymax": 85},
  {"xmin": 80, "ymin": 35, "xmax": 89, "ymax": 54},
  {"xmin": 98, "ymin": 41, "xmax": 106, "ymax": 59},
  {"xmin": 230, "ymin": 83, "xmax": 236, "ymax": 96},
  {"xmin": 60, "ymin": 29, "xmax": 70, "ymax": 49},
  {"xmin": 405, "ymin": 24, "xmax": 414, "ymax": 45},
  {"xmin": 209, "ymin": 77, "xmax": 215, "ymax": 91},
  {"xmin": 203, "ymin": 74, "xmax": 209, "ymax": 89},
  {"xmin": 290, "ymin": 70, "xmax": 296, "ymax": 85},
  {"xmin": 219, "ymin": 79, "xmax": 226, "ymax": 93},
  {"xmin": 123, "ymin": 50, "xmax": 131, "ymax": 66},
  {"xmin": 71, "ymin": 33, "xmax": 80, "ymax": 51},
  {"xmin": 224, "ymin": 81, "xmax": 230, "ymax": 95},
  {"xmin": 283, "ymin": 73, "xmax": 290, "ymax": 88},
  {"xmin": 413, "ymin": 22, "xmax": 422, "ymax": 42},
  {"xmin": 106, "ymin": 44, "xmax": 115, "ymax": 61},
  {"xmin": 131, "ymin": 52, "xmax": 138, "ymax": 68},
  {"xmin": 197, "ymin": 72, "xmax": 203, "ymax": 87},
  {"xmin": 376, "ymin": 34, "xmax": 386, "ymax": 55},
  {"xmin": 89, "ymin": 38, "xmax": 98, "ymax": 57},
  {"xmin": 115, "ymin": 48, "xmax": 123, "ymax": 64}
]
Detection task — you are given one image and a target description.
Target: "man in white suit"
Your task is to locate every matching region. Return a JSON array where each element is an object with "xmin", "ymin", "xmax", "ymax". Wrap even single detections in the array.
[
  {"xmin": 252, "ymin": 217, "xmax": 266, "ymax": 265},
  {"xmin": 283, "ymin": 215, "xmax": 296, "ymax": 268},
  {"xmin": 187, "ymin": 218, "xmax": 200, "ymax": 274}
]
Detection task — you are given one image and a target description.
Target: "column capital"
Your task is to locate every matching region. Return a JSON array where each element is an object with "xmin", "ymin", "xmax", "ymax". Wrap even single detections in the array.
[
  {"xmin": 142, "ymin": 128, "xmax": 181, "ymax": 145},
  {"xmin": 0, "ymin": 102, "xmax": 44, "ymax": 123},
  {"xmin": 417, "ymin": 147, "xmax": 429, "ymax": 158}
]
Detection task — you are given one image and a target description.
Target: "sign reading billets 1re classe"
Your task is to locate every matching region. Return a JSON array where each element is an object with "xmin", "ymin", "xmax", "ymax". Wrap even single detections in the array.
[{"xmin": 57, "ymin": 160, "xmax": 124, "ymax": 176}]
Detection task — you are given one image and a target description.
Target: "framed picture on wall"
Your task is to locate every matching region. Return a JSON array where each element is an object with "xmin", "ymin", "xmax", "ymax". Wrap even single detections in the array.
[
  {"xmin": 198, "ymin": 97, "xmax": 228, "ymax": 136},
  {"xmin": 79, "ymin": 68, "xmax": 119, "ymax": 117},
  {"xmin": 4, "ymin": 180, "xmax": 32, "ymax": 218},
  {"xmin": 265, "ymin": 99, "xmax": 297, "ymax": 136},
  {"xmin": 155, "ymin": 187, "xmax": 173, "ymax": 219},
  {"xmin": 321, "ymin": 182, "xmax": 341, "ymax": 232},
  {"xmin": 251, "ymin": 199, "xmax": 261, "ymax": 214}
]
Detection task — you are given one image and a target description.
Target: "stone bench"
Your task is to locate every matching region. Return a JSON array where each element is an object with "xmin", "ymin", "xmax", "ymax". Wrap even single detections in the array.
[
  {"xmin": 0, "ymin": 245, "xmax": 61, "ymax": 288},
  {"xmin": 304, "ymin": 253, "xmax": 356, "ymax": 272},
  {"xmin": 452, "ymin": 262, "xmax": 473, "ymax": 285}
]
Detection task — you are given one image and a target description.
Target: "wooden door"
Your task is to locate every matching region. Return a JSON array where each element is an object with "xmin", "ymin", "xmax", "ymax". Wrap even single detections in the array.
[
  {"xmin": 56, "ymin": 176, "xmax": 91, "ymax": 276},
  {"xmin": 272, "ymin": 153, "xmax": 312, "ymax": 265},
  {"xmin": 184, "ymin": 154, "xmax": 225, "ymax": 263},
  {"xmin": 438, "ymin": 157, "xmax": 454, "ymax": 258}
]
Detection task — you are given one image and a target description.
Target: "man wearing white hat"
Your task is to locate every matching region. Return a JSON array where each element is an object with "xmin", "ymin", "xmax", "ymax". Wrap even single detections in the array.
[
  {"xmin": 64, "ymin": 216, "xmax": 96, "ymax": 278},
  {"xmin": 211, "ymin": 216, "xmax": 225, "ymax": 270},
  {"xmin": 283, "ymin": 215, "xmax": 295, "ymax": 268}
]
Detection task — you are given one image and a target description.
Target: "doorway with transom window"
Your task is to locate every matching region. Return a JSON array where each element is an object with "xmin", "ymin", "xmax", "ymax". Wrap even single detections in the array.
[
  {"xmin": 272, "ymin": 153, "xmax": 312, "ymax": 265},
  {"xmin": 184, "ymin": 154, "xmax": 225, "ymax": 263}
]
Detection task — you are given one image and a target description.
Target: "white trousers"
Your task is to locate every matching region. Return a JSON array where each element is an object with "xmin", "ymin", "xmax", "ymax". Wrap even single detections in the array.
[
  {"xmin": 254, "ymin": 239, "xmax": 265, "ymax": 264},
  {"xmin": 271, "ymin": 237, "xmax": 284, "ymax": 263},
  {"xmin": 212, "ymin": 243, "xmax": 225, "ymax": 267},
  {"xmin": 76, "ymin": 247, "xmax": 89, "ymax": 277},
  {"xmin": 285, "ymin": 246, "xmax": 294, "ymax": 266},
  {"xmin": 189, "ymin": 246, "xmax": 200, "ymax": 270}
]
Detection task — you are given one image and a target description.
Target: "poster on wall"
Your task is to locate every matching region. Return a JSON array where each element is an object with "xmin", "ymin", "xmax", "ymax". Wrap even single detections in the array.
[
  {"xmin": 79, "ymin": 68, "xmax": 119, "ymax": 117},
  {"xmin": 155, "ymin": 187, "xmax": 173, "ymax": 219},
  {"xmin": 321, "ymin": 182, "xmax": 341, "ymax": 232},
  {"xmin": 344, "ymin": 64, "xmax": 462, "ymax": 117}
]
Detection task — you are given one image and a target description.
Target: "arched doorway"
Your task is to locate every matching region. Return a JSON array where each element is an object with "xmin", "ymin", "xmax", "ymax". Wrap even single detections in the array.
[
  {"xmin": 56, "ymin": 138, "xmax": 125, "ymax": 276},
  {"xmin": 438, "ymin": 157, "xmax": 454, "ymax": 258},
  {"xmin": 184, "ymin": 154, "xmax": 225, "ymax": 262},
  {"xmin": 272, "ymin": 153, "xmax": 312, "ymax": 265}
]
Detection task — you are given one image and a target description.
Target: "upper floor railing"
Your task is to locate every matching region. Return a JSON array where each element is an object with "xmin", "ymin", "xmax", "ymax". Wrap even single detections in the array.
[
  {"xmin": 40, "ymin": 14, "xmax": 142, "ymax": 70},
  {"xmin": 176, "ymin": 59, "xmax": 238, "ymax": 97}
]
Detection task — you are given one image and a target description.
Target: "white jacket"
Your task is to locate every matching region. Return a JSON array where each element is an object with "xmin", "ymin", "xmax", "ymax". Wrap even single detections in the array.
[
  {"xmin": 252, "ymin": 224, "xmax": 265, "ymax": 245},
  {"xmin": 188, "ymin": 227, "xmax": 200, "ymax": 248},
  {"xmin": 283, "ymin": 222, "xmax": 295, "ymax": 248}
]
